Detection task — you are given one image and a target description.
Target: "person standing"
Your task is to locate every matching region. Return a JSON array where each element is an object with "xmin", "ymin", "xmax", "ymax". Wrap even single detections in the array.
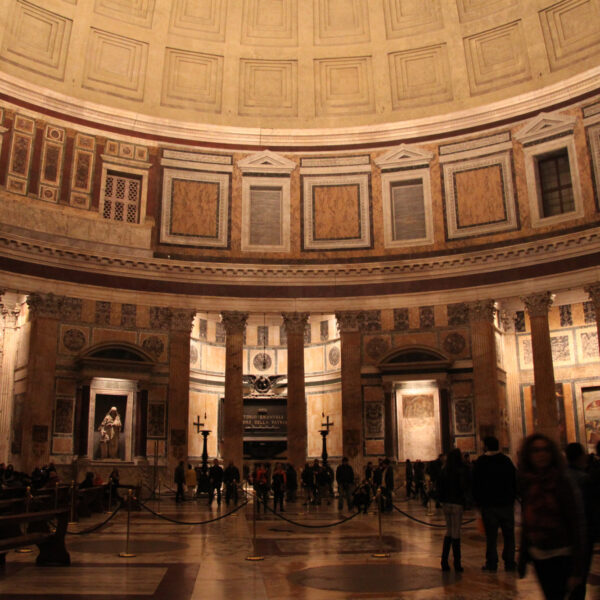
[
  {"xmin": 185, "ymin": 463, "xmax": 196, "ymax": 498},
  {"xmin": 301, "ymin": 462, "xmax": 315, "ymax": 505},
  {"xmin": 405, "ymin": 459, "xmax": 414, "ymax": 498},
  {"xmin": 253, "ymin": 463, "xmax": 269, "ymax": 512},
  {"xmin": 518, "ymin": 434, "xmax": 585, "ymax": 600},
  {"xmin": 208, "ymin": 458, "xmax": 224, "ymax": 506},
  {"xmin": 438, "ymin": 449, "xmax": 470, "ymax": 572},
  {"xmin": 223, "ymin": 461, "xmax": 240, "ymax": 506},
  {"xmin": 272, "ymin": 462, "xmax": 286, "ymax": 512},
  {"xmin": 472, "ymin": 436, "xmax": 517, "ymax": 572},
  {"xmin": 336, "ymin": 457, "xmax": 354, "ymax": 511},
  {"xmin": 381, "ymin": 459, "xmax": 394, "ymax": 511},
  {"xmin": 174, "ymin": 460, "xmax": 185, "ymax": 503},
  {"xmin": 413, "ymin": 460, "xmax": 426, "ymax": 503}
]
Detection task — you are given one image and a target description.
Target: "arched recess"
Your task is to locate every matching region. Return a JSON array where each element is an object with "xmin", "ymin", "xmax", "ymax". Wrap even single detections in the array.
[
  {"xmin": 377, "ymin": 346, "xmax": 457, "ymax": 462},
  {"xmin": 73, "ymin": 342, "xmax": 157, "ymax": 465}
]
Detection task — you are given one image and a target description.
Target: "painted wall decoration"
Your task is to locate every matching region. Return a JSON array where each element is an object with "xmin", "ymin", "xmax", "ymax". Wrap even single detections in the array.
[
  {"xmin": 583, "ymin": 387, "xmax": 600, "ymax": 453},
  {"xmin": 403, "ymin": 394, "xmax": 434, "ymax": 419},
  {"xmin": 364, "ymin": 401, "xmax": 384, "ymax": 438},
  {"xmin": 453, "ymin": 397, "xmax": 474, "ymax": 435},
  {"xmin": 147, "ymin": 402, "xmax": 166, "ymax": 438}
]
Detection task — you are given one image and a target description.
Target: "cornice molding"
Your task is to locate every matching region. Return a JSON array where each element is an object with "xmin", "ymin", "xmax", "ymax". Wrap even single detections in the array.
[{"xmin": 0, "ymin": 68, "xmax": 599, "ymax": 149}]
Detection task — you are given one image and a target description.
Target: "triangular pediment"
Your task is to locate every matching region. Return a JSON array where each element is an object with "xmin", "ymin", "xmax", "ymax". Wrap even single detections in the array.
[
  {"xmin": 374, "ymin": 144, "xmax": 433, "ymax": 169},
  {"xmin": 238, "ymin": 150, "xmax": 296, "ymax": 174},
  {"xmin": 514, "ymin": 112, "xmax": 576, "ymax": 144}
]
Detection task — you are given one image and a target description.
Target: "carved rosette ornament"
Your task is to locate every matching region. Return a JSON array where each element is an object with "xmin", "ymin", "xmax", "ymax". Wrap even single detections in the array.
[
  {"xmin": 220, "ymin": 311, "xmax": 248, "ymax": 336},
  {"xmin": 170, "ymin": 309, "xmax": 196, "ymax": 333},
  {"xmin": 468, "ymin": 300, "xmax": 496, "ymax": 323},
  {"xmin": 27, "ymin": 292, "xmax": 64, "ymax": 319},
  {"xmin": 282, "ymin": 312, "xmax": 309, "ymax": 336},
  {"xmin": 335, "ymin": 311, "xmax": 361, "ymax": 333},
  {"xmin": 584, "ymin": 283, "xmax": 600, "ymax": 310},
  {"xmin": 522, "ymin": 292, "xmax": 554, "ymax": 317}
]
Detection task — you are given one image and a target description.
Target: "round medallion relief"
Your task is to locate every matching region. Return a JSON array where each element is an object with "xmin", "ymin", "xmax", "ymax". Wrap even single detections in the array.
[
  {"xmin": 142, "ymin": 336, "xmax": 164, "ymax": 359},
  {"xmin": 328, "ymin": 346, "xmax": 340, "ymax": 366},
  {"xmin": 443, "ymin": 332, "xmax": 466, "ymax": 355},
  {"xmin": 366, "ymin": 337, "xmax": 389, "ymax": 360},
  {"xmin": 63, "ymin": 328, "xmax": 86, "ymax": 352},
  {"xmin": 253, "ymin": 352, "xmax": 272, "ymax": 371},
  {"xmin": 189, "ymin": 344, "xmax": 199, "ymax": 365}
]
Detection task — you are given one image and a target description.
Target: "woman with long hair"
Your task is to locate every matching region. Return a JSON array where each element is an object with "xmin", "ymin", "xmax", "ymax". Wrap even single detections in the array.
[
  {"xmin": 438, "ymin": 448, "xmax": 470, "ymax": 572},
  {"xmin": 518, "ymin": 433, "xmax": 586, "ymax": 599}
]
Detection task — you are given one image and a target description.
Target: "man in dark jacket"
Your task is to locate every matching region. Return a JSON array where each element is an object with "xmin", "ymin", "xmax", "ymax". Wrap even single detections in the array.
[
  {"xmin": 472, "ymin": 436, "xmax": 517, "ymax": 572},
  {"xmin": 174, "ymin": 461, "xmax": 185, "ymax": 503},
  {"xmin": 223, "ymin": 461, "xmax": 240, "ymax": 506},
  {"xmin": 208, "ymin": 458, "xmax": 224, "ymax": 506},
  {"xmin": 336, "ymin": 457, "xmax": 354, "ymax": 510}
]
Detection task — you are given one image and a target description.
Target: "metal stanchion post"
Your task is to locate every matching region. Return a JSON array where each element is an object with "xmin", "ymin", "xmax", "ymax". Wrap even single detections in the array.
[
  {"xmin": 54, "ymin": 481, "xmax": 59, "ymax": 510},
  {"xmin": 372, "ymin": 488, "xmax": 390, "ymax": 558},
  {"xmin": 16, "ymin": 487, "xmax": 34, "ymax": 554},
  {"xmin": 156, "ymin": 479, "xmax": 161, "ymax": 514},
  {"xmin": 106, "ymin": 477, "xmax": 113, "ymax": 514},
  {"xmin": 119, "ymin": 489, "xmax": 136, "ymax": 558},
  {"xmin": 245, "ymin": 494, "xmax": 264, "ymax": 561},
  {"xmin": 68, "ymin": 480, "xmax": 77, "ymax": 524},
  {"xmin": 426, "ymin": 495, "xmax": 435, "ymax": 516}
]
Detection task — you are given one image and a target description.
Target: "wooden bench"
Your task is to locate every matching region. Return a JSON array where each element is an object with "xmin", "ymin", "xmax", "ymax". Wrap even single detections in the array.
[{"xmin": 0, "ymin": 508, "xmax": 70, "ymax": 567}]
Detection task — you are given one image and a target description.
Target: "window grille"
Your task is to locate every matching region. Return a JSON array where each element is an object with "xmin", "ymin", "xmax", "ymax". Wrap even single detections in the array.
[
  {"xmin": 537, "ymin": 149, "xmax": 574, "ymax": 218},
  {"xmin": 102, "ymin": 173, "xmax": 140, "ymax": 224}
]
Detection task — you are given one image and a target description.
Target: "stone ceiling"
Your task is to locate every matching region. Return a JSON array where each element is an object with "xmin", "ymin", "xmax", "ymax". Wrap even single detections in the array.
[{"xmin": 0, "ymin": 0, "xmax": 599, "ymax": 135}]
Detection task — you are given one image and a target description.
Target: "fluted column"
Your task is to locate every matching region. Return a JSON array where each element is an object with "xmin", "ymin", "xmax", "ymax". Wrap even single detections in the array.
[
  {"xmin": 336, "ymin": 311, "xmax": 363, "ymax": 466},
  {"xmin": 0, "ymin": 292, "xmax": 19, "ymax": 463},
  {"xmin": 383, "ymin": 381, "xmax": 397, "ymax": 460},
  {"xmin": 584, "ymin": 283, "xmax": 600, "ymax": 357},
  {"xmin": 221, "ymin": 311, "xmax": 248, "ymax": 470},
  {"xmin": 22, "ymin": 293, "xmax": 62, "ymax": 471},
  {"xmin": 522, "ymin": 292, "xmax": 558, "ymax": 440},
  {"xmin": 469, "ymin": 300, "xmax": 501, "ymax": 443},
  {"xmin": 282, "ymin": 312, "xmax": 309, "ymax": 469},
  {"xmin": 167, "ymin": 309, "xmax": 195, "ymax": 471}
]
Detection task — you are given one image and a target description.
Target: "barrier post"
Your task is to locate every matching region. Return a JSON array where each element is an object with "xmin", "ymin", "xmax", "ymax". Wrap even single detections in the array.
[
  {"xmin": 16, "ymin": 487, "xmax": 34, "ymax": 554},
  {"xmin": 106, "ymin": 477, "xmax": 113, "ymax": 514},
  {"xmin": 372, "ymin": 488, "xmax": 390, "ymax": 558},
  {"xmin": 119, "ymin": 489, "xmax": 136, "ymax": 558},
  {"xmin": 245, "ymin": 493, "xmax": 264, "ymax": 561},
  {"xmin": 54, "ymin": 481, "xmax": 59, "ymax": 510},
  {"xmin": 426, "ymin": 495, "xmax": 435, "ymax": 516},
  {"xmin": 68, "ymin": 480, "xmax": 77, "ymax": 524}
]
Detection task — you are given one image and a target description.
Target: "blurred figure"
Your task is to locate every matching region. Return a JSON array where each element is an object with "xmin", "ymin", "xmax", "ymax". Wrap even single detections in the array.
[
  {"xmin": 413, "ymin": 460, "xmax": 426, "ymax": 503},
  {"xmin": 224, "ymin": 461, "xmax": 240, "ymax": 506},
  {"xmin": 518, "ymin": 434, "xmax": 585, "ymax": 600},
  {"xmin": 174, "ymin": 460, "xmax": 185, "ymax": 503},
  {"xmin": 438, "ymin": 448, "xmax": 470, "ymax": 572},
  {"xmin": 473, "ymin": 436, "xmax": 517, "ymax": 572},
  {"xmin": 405, "ymin": 459, "xmax": 414, "ymax": 498},
  {"xmin": 301, "ymin": 462, "xmax": 315, "ymax": 505},
  {"xmin": 185, "ymin": 463, "xmax": 196, "ymax": 498},
  {"xmin": 336, "ymin": 457, "xmax": 354, "ymax": 511},
  {"xmin": 271, "ymin": 462, "xmax": 286, "ymax": 512},
  {"xmin": 79, "ymin": 471, "xmax": 94, "ymax": 489},
  {"xmin": 253, "ymin": 462, "xmax": 269, "ymax": 512},
  {"xmin": 285, "ymin": 463, "xmax": 297, "ymax": 502},
  {"xmin": 352, "ymin": 480, "xmax": 371, "ymax": 514},
  {"xmin": 208, "ymin": 458, "xmax": 223, "ymax": 506},
  {"xmin": 381, "ymin": 459, "xmax": 394, "ymax": 512}
]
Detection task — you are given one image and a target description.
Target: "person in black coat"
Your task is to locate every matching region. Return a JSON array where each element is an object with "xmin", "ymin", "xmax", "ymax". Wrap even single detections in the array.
[
  {"xmin": 438, "ymin": 449, "xmax": 470, "ymax": 572},
  {"xmin": 336, "ymin": 457, "xmax": 354, "ymax": 510},
  {"xmin": 174, "ymin": 461, "xmax": 185, "ymax": 503},
  {"xmin": 208, "ymin": 458, "xmax": 224, "ymax": 506},
  {"xmin": 285, "ymin": 463, "xmax": 298, "ymax": 502},
  {"xmin": 472, "ymin": 436, "xmax": 517, "ymax": 572},
  {"xmin": 223, "ymin": 461, "xmax": 240, "ymax": 506},
  {"xmin": 381, "ymin": 459, "xmax": 394, "ymax": 511}
]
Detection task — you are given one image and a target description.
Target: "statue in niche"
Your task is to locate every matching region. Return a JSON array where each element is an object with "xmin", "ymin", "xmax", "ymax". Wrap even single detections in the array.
[{"xmin": 98, "ymin": 406, "xmax": 122, "ymax": 459}]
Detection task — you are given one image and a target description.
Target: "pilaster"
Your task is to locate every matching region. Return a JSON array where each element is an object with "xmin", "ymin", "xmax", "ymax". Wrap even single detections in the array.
[{"xmin": 0, "ymin": 292, "xmax": 19, "ymax": 463}]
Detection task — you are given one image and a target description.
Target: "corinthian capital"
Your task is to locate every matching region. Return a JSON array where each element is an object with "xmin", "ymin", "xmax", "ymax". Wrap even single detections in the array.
[
  {"xmin": 221, "ymin": 311, "xmax": 248, "ymax": 335},
  {"xmin": 584, "ymin": 283, "xmax": 600, "ymax": 309},
  {"xmin": 468, "ymin": 300, "xmax": 496, "ymax": 323},
  {"xmin": 521, "ymin": 292, "xmax": 554, "ymax": 318},
  {"xmin": 281, "ymin": 312, "xmax": 309, "ymax": 336},
  {"xmin": 335, "ymin": 310, "xmax": 361, "ymax": 333},
  {"xmin": 27, "ymin": 292, "xmax": 64, "ymax": 319},
  {"xmin": 170, "ymin": 309, "xmax": 196, "ymax": 332}
]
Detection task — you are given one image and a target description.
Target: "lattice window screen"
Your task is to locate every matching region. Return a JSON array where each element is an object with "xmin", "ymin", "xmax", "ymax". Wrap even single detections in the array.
[
  {"xmin": 249, "ymin": 186, "xmax": 282, "ymax": 246},
  {"xmin": 102, "ymin": 173, "xmax": 140, "ymax": 224},
  {"xmin": 391, "ymin": 180, "xmax": 426, "ymax": 241}
]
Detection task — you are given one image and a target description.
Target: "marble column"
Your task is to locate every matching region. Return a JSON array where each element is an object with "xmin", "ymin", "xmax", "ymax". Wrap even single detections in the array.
[
  {"xmin": 522, "ymin": 292, "xmax": 558, "ymax": 440},
  {"xmin": 22, "ymin": 293, "xmax": 62, "ymax": 472},
  {"xmin": 335, "ymin": 311, "xmax": 363, "ymax": 467},
  {"xmin": 468, "ymin": 300, "xmax": 501, "ymax": 444},
  {"xmin": 383, "ymin": 381, "xmax": 397, "ymax": 460},
  {"xmin": 282, "ymin": 312, "xmax": 308, "ymax": 469},
  {"xmin": 0, "ymin": 292, "xmax": 20, "ymax": 463},
  {"xmin": 221, "ymin": 311, "xmax": 248, "ymax": 470},
  {"xmin": 167, "ymin": 309, "xmax": 195, "ymax": 472},
  {"xmin": 584, "ymin": 283, "xmax": 600, "ymax": 356}
]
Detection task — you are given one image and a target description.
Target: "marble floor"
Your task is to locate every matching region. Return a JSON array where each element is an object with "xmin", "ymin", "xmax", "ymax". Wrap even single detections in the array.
[{"xmin": 1, "ymin": 491, "xmax": 598, "ymax": 599}]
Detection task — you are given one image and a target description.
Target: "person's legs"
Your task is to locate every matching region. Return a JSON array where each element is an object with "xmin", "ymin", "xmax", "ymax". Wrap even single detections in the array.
[
  {"xmin": 481, "ymin": 507, "xmax": 499, "ymax": 570},
  {"xmin": 498, "ymin": 504, "xmax": 516, "ymax": 569},
  {"xmin": 532, "ymin": 556, "xmax": 571, "ymax": 600},
  {"xmin": 441, "ymin": 504, "xmax": 453, "ymax": 571}
]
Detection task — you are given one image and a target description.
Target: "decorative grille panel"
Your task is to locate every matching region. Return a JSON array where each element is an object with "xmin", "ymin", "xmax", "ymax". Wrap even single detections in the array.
[{"xmin": 102, "ymin": 173, "xmax": 140, "ymax": 223}]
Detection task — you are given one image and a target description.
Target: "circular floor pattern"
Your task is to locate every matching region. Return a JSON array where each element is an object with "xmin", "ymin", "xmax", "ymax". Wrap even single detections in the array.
[
  {"xmin": 288, "ymin": 563, "xmax": 454, "ymax": 593},
  {"xmin": 68, "ymin": 539, "xmax": 188, "ymax": 554}
]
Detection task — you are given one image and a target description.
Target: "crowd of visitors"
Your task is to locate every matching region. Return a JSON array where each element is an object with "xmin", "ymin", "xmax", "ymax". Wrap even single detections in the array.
[{"xmin": 0, "ymin": 462, "xmax": 59, "ymax": 490}]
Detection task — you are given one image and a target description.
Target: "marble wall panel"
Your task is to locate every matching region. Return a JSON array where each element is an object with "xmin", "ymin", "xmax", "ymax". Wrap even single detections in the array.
[
  {"xmin": 307, "ymin": 389, "xmax": 342, "ymax": 457},
  {"xmin": 161, "ymin": 48, "xmax": 223, "ymax": 112},
  {"xmin": 39, "ymin": 125, "xmax": 66, "ymax": 204},
  {"xmin": 83, "ymin": 28, "xmax": 148, "ymax": 101},
  {"xmin": 383, "ymin": 0, "xmax": 443, "ymax": 38},
  {"xmin": 463, "ymin": 20, "xmax": 531, "ymax": 95},
  {"xmin": 241, "ymin": 0, "xmax": 298, "ymax": 46},
  {"xmin": 204, "ymin": 344, "xmax": 226, "ymax": 373},
  {"xmin": 305, "ymin": 345, "xmax": 325, "ymax": 373},
  {"xmin": 0, "ymin": 0, "xmax": 72, "ymax": 80},
  {"xmin": 169, "ymin": 0, "xmax": 228, "ymax": 41},
  {"xmin": 313, "ymin": 0, "xmax": 370, "ymax": 45},
  {"xmin": 188, "ymin": 390, "xmax": 219, "ymax": 457},
  {"xmin": 70, "ymin": 133, "xmax": 96, "ymax": 209},
  {"xmin": 6, "ymin": 114, "xmax": 35, "ymax": 196},
  {"xmin": 540, "ymin": 0, "xmax": 600, "ymax": 71}
]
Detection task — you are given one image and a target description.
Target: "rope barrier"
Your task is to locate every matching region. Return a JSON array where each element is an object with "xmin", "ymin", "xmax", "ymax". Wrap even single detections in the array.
[
  {"xmin": 391, "ymin": 502, "xmax": 476, "ymax": 528},
  {"xmin": 139, "ymin": 498, "xmax": 248, "ymax": 525},
  {"xmin": 66, "ymin": 503, "xmax": 123, "ymax": 536}
]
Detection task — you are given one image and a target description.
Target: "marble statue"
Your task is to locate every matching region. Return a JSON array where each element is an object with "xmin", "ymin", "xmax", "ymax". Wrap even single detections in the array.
[{"xmin": 99, "ymin": 406, "xmax": 122, "ymax": 459}]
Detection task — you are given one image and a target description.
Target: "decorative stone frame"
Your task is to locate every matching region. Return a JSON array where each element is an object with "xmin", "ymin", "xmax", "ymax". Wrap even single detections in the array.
[
  {"xmin": 99, "ymin": 153, "xmax": 151, "ymax": 225},
  {"xmin": 586, "ymin": 123, "xmax": 600, "ymax": 209},
  {"xmin": 515, "ymin": 112, "xmax": 584, "ymax": 228}
]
